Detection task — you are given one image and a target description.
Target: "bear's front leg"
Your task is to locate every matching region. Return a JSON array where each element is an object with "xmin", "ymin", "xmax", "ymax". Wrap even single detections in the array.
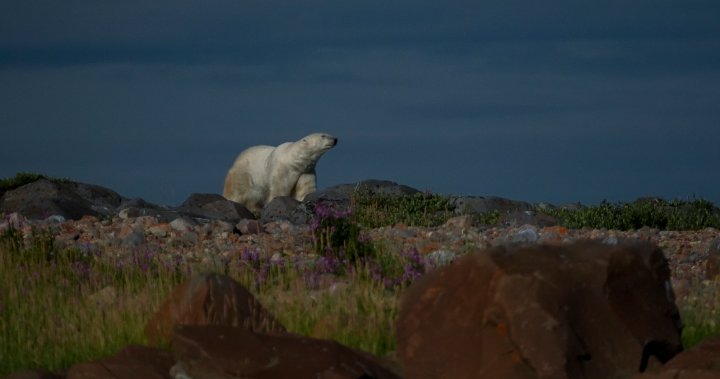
[{"xmin": 293, "ymin": 173, "xmax": 317, "ymax": 201}]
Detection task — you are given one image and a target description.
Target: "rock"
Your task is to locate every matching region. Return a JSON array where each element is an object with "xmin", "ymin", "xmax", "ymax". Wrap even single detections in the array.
[
  {"xmin": 144, "ymin": 273, "xmax": 285, "ymax": 347},
  {"xmin": 396, "ymin": 241, "xmax": 683, "ymax": 379},
  {"xmin": 65, "ymin": 344, "xmax": 173, "ymax": 379},
  {"xmin": 451, "ymin": 195, "xmax": 534, "ymax": 215},
  {"xmin": 705, "ymin": 238, "xmax": 720, "ymax": 280},
  {"xmin": 443, "ymin": 215, "xmax": 473, "ymax": 229},
  {"xmin": 513, "ymin": 224, "xmax": 539, "ymax": 243},
  {"xmin": 117, "ymin": 225, "xmax": 145, "ymax": 248},
  {"xmin": 172, "ymin": 325, "xmax": 401, "ymax": 379},
  {"xmin": 3, "ymin": 369, "xmax": 63, "ymax": 379},
  {"xmin": 176, "ymin": 193, "xmax": 254, "ymax": 222},
  {"xmin": 168, "ymin": 217, "xmax": 196, "ymax": 233},
  {"xmin": 426, "ymin": 249, "xmax": 457, "ymax": 267},
  {"xmin": 236, "ymin": 219, "xmax": 263, "ymax": 235},
  {"xmin": 117, "ymin": 199, "xmax": 180, "ymax": 223},
  {"xmin": 199, "ymin": 220, "xmax": 234, "ymax": 239},
  {"xmin": 632, "ymin": 336, "xmax": 720, "ymax": 378},
  {"xmin": 1, "ymin": 212, "xmax": 27, "ymax": 231},
  {"xmin": 260, "ymin": 196, "xmax": 310, "ymax": 225},
  {"xmin": 44, "ymin": 215, "xmax": 66, "ymax": 224},
  {"xmin": 0, "ymin": 178, "xmax": 123, "ymax": 220},
  {"xmin": 147, "ymin": 224, "xmax": 171, "ymax": 238}
]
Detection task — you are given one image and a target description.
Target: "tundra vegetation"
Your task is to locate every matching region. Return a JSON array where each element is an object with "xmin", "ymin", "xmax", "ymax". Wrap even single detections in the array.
[{"xmin": 1, "ymin": 173, "xmax": 719, "ymax": 375}]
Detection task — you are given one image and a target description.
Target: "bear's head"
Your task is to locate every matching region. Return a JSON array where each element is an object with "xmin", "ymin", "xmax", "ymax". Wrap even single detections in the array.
[{"xmin": 300, "ymin": 133, "xmax": 338, "ymax": 155}]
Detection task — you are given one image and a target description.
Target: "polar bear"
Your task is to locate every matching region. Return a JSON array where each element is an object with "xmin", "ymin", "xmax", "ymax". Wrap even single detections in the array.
[{"xmin": 223, "ymin": 133, "xmax": 338, "ymax": 211}]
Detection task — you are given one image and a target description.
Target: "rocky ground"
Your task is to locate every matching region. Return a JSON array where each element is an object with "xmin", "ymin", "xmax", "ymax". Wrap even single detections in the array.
[
  {"xmin": 3, "ymin": 210, "xmax": 719, "ymax": 299},
  {"xmin": 1, "ymin": 177, "xmax": 719, "ymax": 296}
]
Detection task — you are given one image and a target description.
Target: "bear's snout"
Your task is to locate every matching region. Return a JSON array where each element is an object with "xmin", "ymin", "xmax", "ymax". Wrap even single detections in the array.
[{"xmin": 330, "ymin": 137, "xmax": 338, "ymax": 146}]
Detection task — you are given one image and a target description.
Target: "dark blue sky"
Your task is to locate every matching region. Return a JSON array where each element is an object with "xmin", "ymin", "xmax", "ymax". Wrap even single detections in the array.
[{"xmin": 2, "ymin": 1, "xmax": 719, "ymax": 206}]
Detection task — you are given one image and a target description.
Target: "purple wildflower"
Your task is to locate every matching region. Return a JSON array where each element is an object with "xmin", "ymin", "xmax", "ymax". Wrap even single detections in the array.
[{"xmin": 241, "ymin": 248, "xmax": 260, "ymax": 264}]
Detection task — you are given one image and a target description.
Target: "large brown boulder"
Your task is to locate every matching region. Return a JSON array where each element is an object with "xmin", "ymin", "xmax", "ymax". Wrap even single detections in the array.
[
  {"xmin": 145, "ymin": 273, "xmax": 285, "ymax": 347},
  {"xmin": 396, "ymin": 241, "xmax": 683, "ymax": 379},
  {"xmin": 171, "ymin": 325, "xmax": 401, "ymax": 379},
  {"xmin": 65, "ymin": 345, "xmax": 173, "ymax": 379},
  {"xmin": 632, "ymin": 336, "xmax": 720, "ymax": 379}
]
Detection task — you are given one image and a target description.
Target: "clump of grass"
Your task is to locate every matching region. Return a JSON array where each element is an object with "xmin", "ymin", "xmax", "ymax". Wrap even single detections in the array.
[
  {"xmin": 310, "ymin": 201, "xmax": 375, "ymax": 263},
  {"xmin": 539, "ymin": 198, "xmax": 720, "ymax": 231},
  {"xmin": 679, "ymin": 280, "xmax": 720, "ymax": 349},
  {"xmin": 0, "ymin": 172, "xmax": 46, "ymax": 195},
  {"xmin": 473, "ymin": 210, "xmax": 503, "ymax": 226},
  {"xmin": 351, "ymin": 189, "xmax": 456, "ymax": 228}
]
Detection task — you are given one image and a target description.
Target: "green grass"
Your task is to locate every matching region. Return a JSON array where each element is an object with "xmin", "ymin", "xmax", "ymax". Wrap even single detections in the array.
[
  {"xmin": 0, "ymin": 225, "xmax": 404, "ymax": 376},
  {"xmin": 539, "ymin": 198, "xmax": 720, "ymax": 231},
  {"xmin": 679, "ymin": 280, "xmax": 720, "ymax": 348},
  {"xmin": 350, "ymin": 190, "xmax": 456, "ymax": 228}
]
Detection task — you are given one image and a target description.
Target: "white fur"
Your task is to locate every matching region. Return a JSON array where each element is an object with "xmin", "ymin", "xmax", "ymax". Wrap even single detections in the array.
[{"xmin": 223, "ymin": 133, "xmax": 337, "ymax": 211}]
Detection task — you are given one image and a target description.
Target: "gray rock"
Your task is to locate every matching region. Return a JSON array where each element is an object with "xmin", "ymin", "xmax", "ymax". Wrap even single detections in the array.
[
  {"xmin": 427, "ymin": 250, "xmax": 457, "ymax": 267},
  {"xmin": 512, "ymin": 225, "xmax": 539, "ymax": 243},
  {"xmin": 260, "ymin": 196, "xmax": 310, "ymax": 225},
  {"xmin": 121, "ymin": 229, "xmax": 146, "ymax": 248},
  {"xmin": 44, "ymin": 215, "xmax": 66, "ymax": 224},
  {"xmin": 117, "ymin": 198, "xmax": 181, "ymax": 222},
  {"xmin": 0, "ymin": 178, "xmax": 123, "ymax": 220},
  {"xmin": 170, "ymin": 217, "xmax": 197, "ymax": 232},
  {"xmin": 176, "ymin": 193, "xmax": 254, "ymax": 222},
  {"xmin": 236, "ymin": 219, "xmax": 263, "ymax": 235}
]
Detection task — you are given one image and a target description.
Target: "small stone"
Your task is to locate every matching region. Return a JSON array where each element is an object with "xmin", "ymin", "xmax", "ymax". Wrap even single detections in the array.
[
  {"xmin": 133, "ymin": 216, "xmax": 158, "ymax": 228},
  {"xmin": 237, "ymin": 219, "xmax": 263, "ymax": 235},
  {"xmin": 44, "ymin": 215, "xmax": 66, "ymax": 224},
  {"xmin": 270, "ymin": 252, "xmax": 284, "ymax": 264},
  {"xmin": 147, "ymin": 224, "xmax": 170, "ymax": 238},
  {"xmin": 443, "ymin": 215, "xmax": 473, "ymax": 229},
  {"xmin": 180, "ymin": 232, "xmax": 199, "ymax": 245},
  {"xmin": 6, "ymin": 212, "xmax": 27, "ymax": 228},
  {"xmin": 511, "ymin": 225, "xmax": 539, "ymax": 244},
  {"xmin": 170, "ymin": 217, "xmax": 195, "ymax": 232},
  {"xmin": 427, "ymin": 250, "xmax": 457, "ymax": 267}
]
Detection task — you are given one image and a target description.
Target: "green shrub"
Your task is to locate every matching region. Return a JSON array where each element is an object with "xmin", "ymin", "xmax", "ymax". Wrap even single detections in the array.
[
  {"xmin": 538, "ymin": 198, "xmax": 720, "ymax": 231},
  {"xmin": 350, "ymin": 190, "xmax": 456, "ymax": 228},
  {"xmin": 310, "ymin": 201, "xmax": 375, "ymax": 263},
  {"xmin": 679, "ymin": 280, "xmax": 720, "ymax": 349}
]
